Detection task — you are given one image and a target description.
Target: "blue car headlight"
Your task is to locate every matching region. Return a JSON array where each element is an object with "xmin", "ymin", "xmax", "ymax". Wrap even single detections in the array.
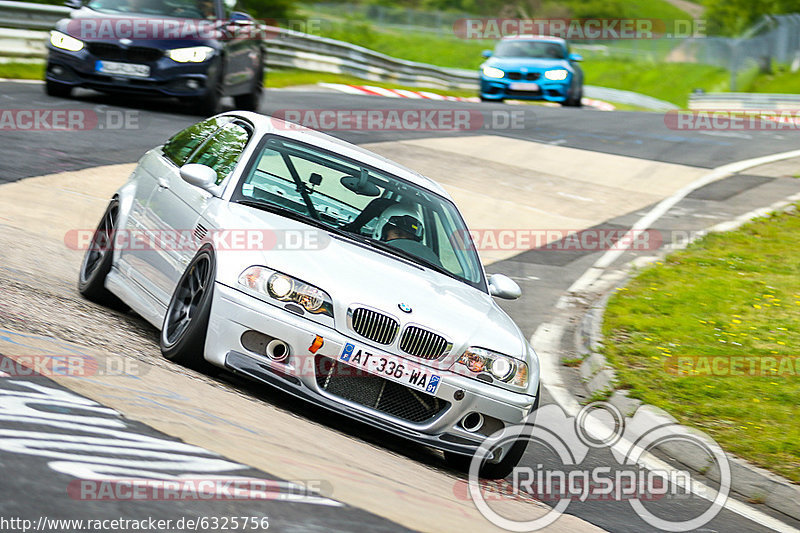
[
  {"xmin": 544, "ymin": 69, "xmax": 569, "ymax": 81},
  {"xmin": 482, "ymin": 66, "xmax": 505, "ymax": 79}
]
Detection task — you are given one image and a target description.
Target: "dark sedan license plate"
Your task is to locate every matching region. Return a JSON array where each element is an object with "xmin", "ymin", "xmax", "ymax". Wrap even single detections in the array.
[
  {"xmin": 96, "ymin": 60, "xmax": 150, "ymax": 78},
  {"xmin": 339, "ymin": 342, "xmax": 441, "ymax": 395}
]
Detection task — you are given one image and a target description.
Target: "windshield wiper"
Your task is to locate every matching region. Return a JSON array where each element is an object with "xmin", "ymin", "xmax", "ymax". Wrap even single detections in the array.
[
  {"xmin": 236, "ymin": 199, "xmax": 333, "ymax": 232},
  {"xmin": 361, "ymin": 238, "xmax": 460, "ymax": 281}
]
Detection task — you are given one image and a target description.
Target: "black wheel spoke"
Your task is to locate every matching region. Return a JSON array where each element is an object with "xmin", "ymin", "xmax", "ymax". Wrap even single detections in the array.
[{"xmin": 164, "ymin": 255, "xmax": 210, "ymax": 346}]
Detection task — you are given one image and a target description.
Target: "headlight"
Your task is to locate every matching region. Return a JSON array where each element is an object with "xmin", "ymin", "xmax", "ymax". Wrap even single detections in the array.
[
  {"xmin": 452, "ymin": 347, "xmax": 529, "ymax": 390},
  {"xmin": 482, "ymin": 66, "xmax": 505, "ymax": 79},
  {"xmin": 238, "ymin": 266, "xmax": 333, "ymax": 317},
  {"xmin": 544, "ymin": 69, "xmax": 569, "ymax": 81},
  {"xmin": 168, "ymin": 46, "xmax": 215, "ymax": 63},
  {"xmin": 50, "ymin": 31, "xmax": 84, "ymax": 52}
]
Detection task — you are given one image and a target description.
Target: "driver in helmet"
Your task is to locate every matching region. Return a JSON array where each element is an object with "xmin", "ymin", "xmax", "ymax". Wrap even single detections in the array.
[{"xmin": 373, "ymin": 204, "xmax": 442, "ymax": 266}]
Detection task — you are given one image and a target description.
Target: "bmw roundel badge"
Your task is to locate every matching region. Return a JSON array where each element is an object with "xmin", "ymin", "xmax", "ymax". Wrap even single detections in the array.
[{"xmin": 398, "ymin": 303, "xmax": 412, "ymax": 313}]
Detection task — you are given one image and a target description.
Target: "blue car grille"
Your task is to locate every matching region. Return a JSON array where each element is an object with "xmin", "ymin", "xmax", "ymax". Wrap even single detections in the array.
[{"xmin": 506, "ymin": 72, "xmax": 540, "ymax": 81}]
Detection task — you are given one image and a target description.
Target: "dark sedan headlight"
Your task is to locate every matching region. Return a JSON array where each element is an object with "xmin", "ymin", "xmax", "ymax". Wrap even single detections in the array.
[
  {"xmin": 451, "ymin": 347, "xmax": 529, "ymax": 391},
  {"xmin": 168, "ymin": 46, "xmax": 215, "ymax": 63},
  {"xmin": 238, "ymin": 266, "xmax": 333, "ymax": 317},
  {"xmin": 50, "ymin": 31, "xmax": 84, "ymax": 52}
]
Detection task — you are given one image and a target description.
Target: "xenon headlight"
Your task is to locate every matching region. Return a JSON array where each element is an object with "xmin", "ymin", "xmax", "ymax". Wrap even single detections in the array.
[
  {"xmin": 168, "ymin": 46, "xmax": 215, "ymax": 63},
  {"xmin": 239, "ymin": 267, "xmax": 333, "ymax": 317},
  {"xmin": 50, "ymin": 31, "xmax": 84, "ymax": 52},
  {"xmin": 482, "ymin": 66, "xmax": 505, "ymax": 79},
  {"xmin": 452, "ymin": 346, "xmax": 529, "ymax": 390},
  {"xmin": 544, "ymin": 69, "xmax": 569, "ymax": 81}
]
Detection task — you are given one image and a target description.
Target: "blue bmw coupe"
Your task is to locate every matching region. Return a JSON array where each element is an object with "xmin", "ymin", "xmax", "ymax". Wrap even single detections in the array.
[{"xmin": 479, "ymin": 35, "xmax": 583, "ymax": 106}]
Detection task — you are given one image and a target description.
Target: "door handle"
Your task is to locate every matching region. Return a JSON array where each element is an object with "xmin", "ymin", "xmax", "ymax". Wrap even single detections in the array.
[{"xmin": 157, "ymin": 178, "xmax": 170, "ymax": 190}]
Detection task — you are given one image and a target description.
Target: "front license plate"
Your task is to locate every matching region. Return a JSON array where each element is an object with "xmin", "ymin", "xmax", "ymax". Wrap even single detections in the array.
[
  {"xmin": 96, "ymin": 60, "xmax": 150, "ymax": 78},
  {"xmin": 509, "ymin": 82, "xmax": 539, "ymax": 91},
  {"xmin": 339, "ymin": 342, "xmax": 441, "ymax": 395}
]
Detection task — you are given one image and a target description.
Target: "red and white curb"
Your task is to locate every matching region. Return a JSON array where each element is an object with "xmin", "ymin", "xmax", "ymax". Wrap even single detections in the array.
[{"xmin": 318, "ymin": 83, "xmax": 616, "ymax": 111}]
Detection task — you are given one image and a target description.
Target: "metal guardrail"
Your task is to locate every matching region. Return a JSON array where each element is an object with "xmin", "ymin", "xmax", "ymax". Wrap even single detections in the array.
[
  {"xmin": 0, "ymin": 0, "xmax": 70, "ymax": 30},
  {"xmin": 0, "ymin": 0, "xmax": 678, "ymax": 108},
  {"xmin": 689, "ymin": 92, "xmax": 800, "ymax": 110}
]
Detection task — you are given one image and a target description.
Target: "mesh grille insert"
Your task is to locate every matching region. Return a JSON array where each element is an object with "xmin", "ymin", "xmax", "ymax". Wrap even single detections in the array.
[{"xmin": 315, "ymin": 356, "xmax": 449, "ymax": 423}]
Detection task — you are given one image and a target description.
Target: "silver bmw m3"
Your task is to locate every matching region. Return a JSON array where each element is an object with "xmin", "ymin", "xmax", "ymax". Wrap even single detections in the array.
[{"xmin": 78, "ymin": 111, "xmax": 540, "ymax": 478}]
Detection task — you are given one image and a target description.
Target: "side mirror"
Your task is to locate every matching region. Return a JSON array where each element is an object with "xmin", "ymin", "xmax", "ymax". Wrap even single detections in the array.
[
  {"xmin": 64, "ymin": 0, "xmax": 82, "ymax": 8},
  {"xmin": 481, "ymin": 49, "xmax": 493, "ymax": 58},
  {"xmin": 568, "ymin": 53, "xmax": 583, "ymax": 62},
  {"xmin": 488, "ymin": 274, "xmax": 521, "ymax": 300},
  {"xmin": 180, "ymin": 164, "xmax": 217, "ymax": 190},
  {"xmin": 230, "ymin": 11, "xmax": 255, "ymax": 25}
]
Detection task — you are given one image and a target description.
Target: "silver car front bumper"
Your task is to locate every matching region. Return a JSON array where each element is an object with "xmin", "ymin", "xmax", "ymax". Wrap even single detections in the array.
[{"xmin": 205, "ymin": 283, "xmax": 538, "ymax": 458}]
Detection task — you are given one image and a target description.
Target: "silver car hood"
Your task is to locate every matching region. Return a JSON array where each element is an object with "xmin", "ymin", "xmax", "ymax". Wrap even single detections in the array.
[{"xmin": 210, "ymin": 202, "xmax": 527, "ymax": 361}]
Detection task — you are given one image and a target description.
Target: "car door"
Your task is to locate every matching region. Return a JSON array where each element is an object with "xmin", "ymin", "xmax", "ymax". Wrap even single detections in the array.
[
  {"xmin": 147, "ymin": 118, "xmax": 252, "ymax": 305},
  {"xmin": 123, "ymin": 116, "xmax": 230, "ymax": 305}
]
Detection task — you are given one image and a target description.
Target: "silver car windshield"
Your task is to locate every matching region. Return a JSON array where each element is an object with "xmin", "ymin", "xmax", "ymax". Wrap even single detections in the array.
[
  {"xmin": 233, "ymin": 135, "xmax": 485, "ymax": 290},
  {"xmin": 86, "ymin": 0, "xmax": 216, "ymax": 19}
]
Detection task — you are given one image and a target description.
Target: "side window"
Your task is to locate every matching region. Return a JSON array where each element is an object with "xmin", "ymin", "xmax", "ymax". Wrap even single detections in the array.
[
  {"xmin": 162, "ymin": 116, "xmax": 232, "ymax": 167},
  {"xmin": 185, "ymin": 122, "xmax": 250, "ymax": 184}
]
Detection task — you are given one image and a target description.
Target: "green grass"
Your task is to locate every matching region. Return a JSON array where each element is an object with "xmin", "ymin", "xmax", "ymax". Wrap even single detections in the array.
[
  {"xmin": 581, "ymin": 59, "xmax": 729, "ymax": 106},
  {"xmin": 0, "ymin": 61, "xmax": 44, "ymax": 80},
  {"xmin": 745, "ymin": 63, "xmax": 800, "ymax": 94},
  {"xmin": 602, "ymin": 208, "xmax": 800, "ymax": 482}
]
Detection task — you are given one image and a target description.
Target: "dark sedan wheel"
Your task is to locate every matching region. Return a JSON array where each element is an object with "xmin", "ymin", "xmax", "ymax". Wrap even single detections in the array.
[
  {"xmin": 45, "ymin": 79, "xmax": 73, "ymax": 98},
  {"xmin": 234, "ymin": 66, "xmax": 263, "ymax": 111},
  {"xmin": 194, "ymin": 75, "xmax": 223, "ymax": 116},
  {"xmin": 160, "ymin": 246, "xmax": 216, "ymax": 369},
  {"xmin": 78, "ymin": 198, "xmax": 127, "ymax": 310}
]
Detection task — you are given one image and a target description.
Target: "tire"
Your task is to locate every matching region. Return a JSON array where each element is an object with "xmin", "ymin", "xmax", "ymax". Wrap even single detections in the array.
[
  {"xmin": 234, "ymin": 66, "xmax": 263, "ymax": 111},
  {"xmin": 193, "ymin": 75, "xmax": 223, "ymax": 116},
  {"xmin": 444, "ymin": 386, "xmax": 540, "ymax": 479},
  {"xmin": 160, "ymin": 246, "xmax": 216, "ymax": 370},
  {"xmin": 78, "ymin": 198, "xmax": 128, "ymax": 310},
  {"xmin": 45, "ymin": 79, "xmax": 72, "ymax": 98},
  {"xmin": 562, "ymin": 86, "xmax": 583, "ymax": 107}
]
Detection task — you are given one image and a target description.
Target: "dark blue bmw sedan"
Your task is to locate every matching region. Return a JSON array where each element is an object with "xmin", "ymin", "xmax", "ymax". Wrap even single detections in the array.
[{"xmin": 45, "ymin": 0, "xmax": 265, "ymax": 115}]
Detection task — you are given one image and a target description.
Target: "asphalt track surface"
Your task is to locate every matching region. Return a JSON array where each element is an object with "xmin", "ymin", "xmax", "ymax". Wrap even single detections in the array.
[{"xmin": 2, "ymin": 82, "xmax": 800, "ymax": 533}]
